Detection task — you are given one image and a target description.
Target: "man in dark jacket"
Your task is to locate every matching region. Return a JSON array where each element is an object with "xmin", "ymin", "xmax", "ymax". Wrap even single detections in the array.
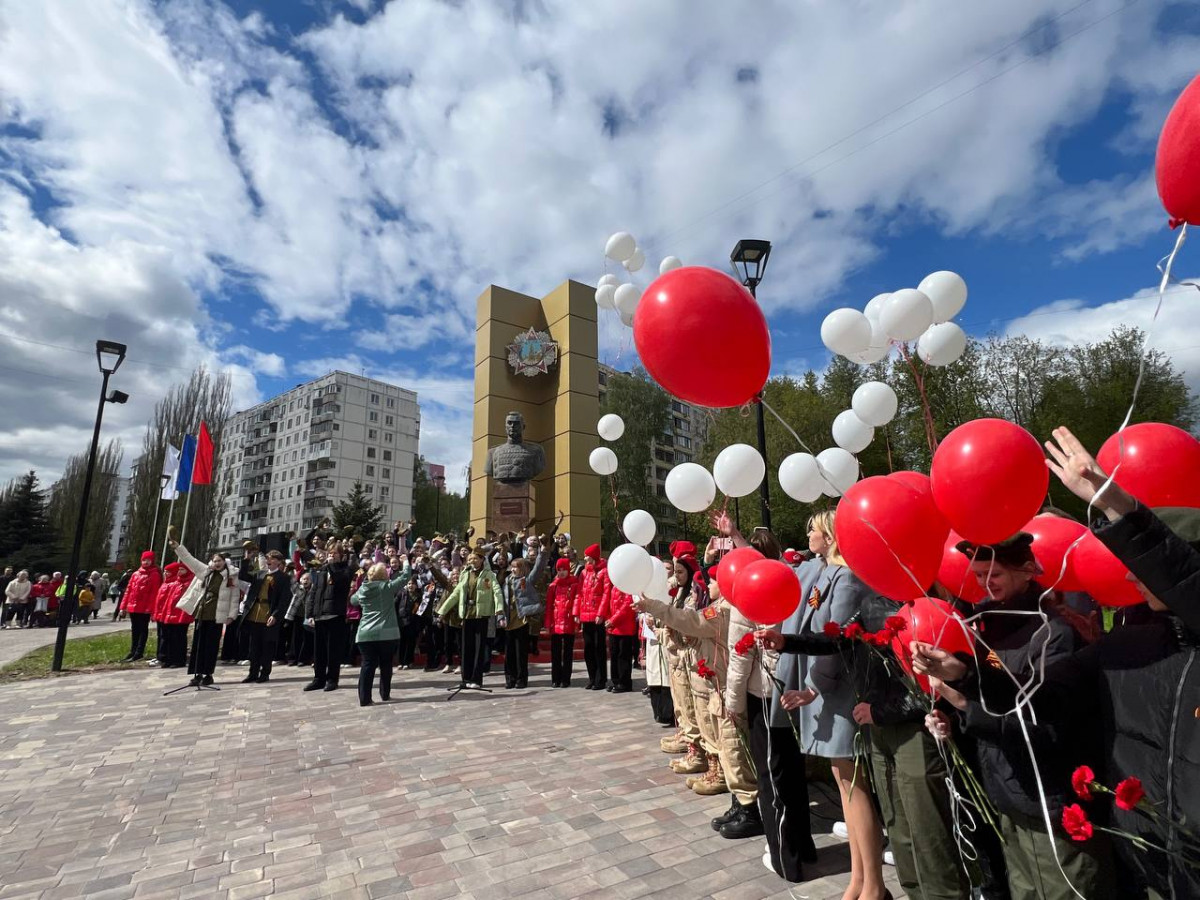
[
  {"xmin": 302, "ymin": 546, "xmax": 351, "ymax": 692},
  {"xmin": 238, "ymin": 547, "xmax": 290, "ymax": 684}
]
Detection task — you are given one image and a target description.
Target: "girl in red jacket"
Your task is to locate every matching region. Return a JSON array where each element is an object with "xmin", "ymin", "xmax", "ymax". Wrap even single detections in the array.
[
  {"xmin": 600, "ymin": 584, "xmax": 637, "ymax": 692},
  {"xmin": 121, "ymin": 551, "xmax": 163, "ymax": 662},
  {"xmin": 578, "ymin": 544, "xmax": 611, "ymax": 691},
  {"xmin": 159, "ymin": 565, "xmax": 195, "ymax": 669},
  {"xmin": 148, "ymin": 564, "xmax": 179, "ymax": 668},
  {"xmin": 545, "ymin": 559, "xmax": 580, "ymax": 688}
]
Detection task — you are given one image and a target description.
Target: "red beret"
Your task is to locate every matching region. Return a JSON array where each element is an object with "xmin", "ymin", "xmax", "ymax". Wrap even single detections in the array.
[
  {"xmin": 164, "ymin": 562, "xmax": 182, "ymax": 575},
  {"xmin": 783, "ymin": 550, "xmax": 801, "ymax": 565},
  {"xmin": 708, "ymin": 564, "xmax": 720, "ymax": 582},
  {"xmin": 141, "ymin": 550, "xmax": 155, "ymax": 562},
  {"xmin": 670, "ymin": 541, "xmax": 697, "ymax": 560},
  {"xmin": 555, "ymin": 558, "xmax": 572, "ymax": 572},
  {"xmin": 584, "ymin": 544, "xmax": 601, "ymax": 559}
]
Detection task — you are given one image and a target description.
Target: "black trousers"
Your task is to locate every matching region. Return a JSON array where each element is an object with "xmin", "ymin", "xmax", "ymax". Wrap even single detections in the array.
[
  {"xmin": 504, "ymin": 624, "xmax": 530, "ymax": 687},
  {"xmin": 275, "ymin": 620, "xmax": 292, "ymax": 661},
  {"xmin": 344, "ymin": 620, "xmax": 360, "ymax": 665},
  {"xmin": 608, "ymin": 634, "xmax": 635, "ymax": 689},
  {"xmin": 312, "ymin": 618, "xmax": 345, "ymax": 686},
  {"xmin": 162, "ymin": 623, "xmax": 189, "ymax": 667},
  {"xmin": 357, "ymin": 639, "xmax": 397, "ymax": 704},
  {"xmin": 749, "ymin": 693, "xmax": 817, "ymax": 883},
  {"xmin": 397, "ymin": 621, "xmax": 421, "ymax": 666},
  {"xmin": 242, "ymin": 621, "xmax": 277, "ymax": 679},
  {"xmin": 581, "ymin": 622, "xmax": 607, "ymax": 688},
  {"xmin": 438, "ymin": 621, "xmax": 459, "ymax": 668},
  {"xmin": 290, "ymin": 619, "xmax": 313, "ymax": 665},
  {"xmin": 188, "ymin": 620, "xmax": 222, "ymax": 676},
  {"xmin": 221, "ymin": 618, "xmax": 241, "ymax": 661},
  {"xmin": 648, "ymin": 686, "xmax": 675, "ymax": 724},
  {"xmin": 128, "ymin": 612, "xmax": 151, "ymax": 658},
  {"xmin": 154, "ymin": 622, "xmax": 168, "ymax": 662},
  {"xmin": 550, "ymin": 633, "xmax": 576, "ymax": 685},
  {"xmin": 460, "ymin": 618, "xmax": 489, "ymax": 685}
]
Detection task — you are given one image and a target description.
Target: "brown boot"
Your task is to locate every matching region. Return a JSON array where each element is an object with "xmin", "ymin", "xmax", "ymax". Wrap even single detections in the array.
[
  {"xmin": 670, "ymin": 743, "xmax": 707, "ymax": 774},
  {"xmin": 660, "ymin": 731, "xmax": 688, "ymax": 754},
  {"xmin": 692, "ymin": 755, "xmax": 729, "ymax": 795}
]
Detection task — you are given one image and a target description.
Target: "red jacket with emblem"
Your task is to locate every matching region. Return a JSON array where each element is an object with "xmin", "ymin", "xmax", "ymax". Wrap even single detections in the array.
[
  {"xmin": 577, "ymin": 561, "xmax": 611, "ymax": 624},
  {"xmin": 152, "ymin": 566, "xmax": 179, "ymax": 622},
  {"xmin": 121, "ymin": 564, "xmax": 163, "ymax": 615},
  {"xmin": 545, "ymin": 574, "xmax": 581, "ymax": 635},
  {"xmin": 598, "ymin": 586, "xmax": 637, "ymax": 637},
  {"xmin": 160, "ymin": 568, "xmax": 195, "ymax": 626}
]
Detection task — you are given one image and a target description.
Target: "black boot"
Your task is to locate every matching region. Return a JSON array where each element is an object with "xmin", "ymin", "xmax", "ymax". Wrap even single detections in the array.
[
  {"xmin": 719, "ymin": 801, "xmax": 765, "ymax": 840},
  {"xmin": 303, "ymin": 680, "xmax": 326, "ymax": 692},
  {"xmin": 710, "ymin": 797, "xmax": 740, "ymax": 831}
]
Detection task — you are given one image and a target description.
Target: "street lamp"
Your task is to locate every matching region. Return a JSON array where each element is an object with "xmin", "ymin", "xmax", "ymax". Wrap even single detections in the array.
[
  {"xmin": 432, "ymin": 474, "xmax": 446, "ymax": 531},
  {"xmin": 53, "ymin": 340, "xmax": 128, "ymax": 672},
  {"xmin": 731, "ymin": 239, "xmax": 773, "ymax": 531}
]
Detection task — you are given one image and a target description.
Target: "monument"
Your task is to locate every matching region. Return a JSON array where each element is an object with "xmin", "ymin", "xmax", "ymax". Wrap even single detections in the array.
[{"xmin": 470, "ymin": 280, "xmax": 600, "ymax": 548}]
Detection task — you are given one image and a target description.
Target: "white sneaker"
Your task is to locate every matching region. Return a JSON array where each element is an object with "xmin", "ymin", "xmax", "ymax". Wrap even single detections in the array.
[
  {"xmin": 148, "ymin": 659, "xmax": 160, "ymax": 667},
  {"xmin": 833, "ymin": 821, "xmax": 849, "ymax": 839},
  {"xmin": 442, "ymin": 665, "xmax": 453, "ymax": 674},
  {"xmin": 467, "ymin": 682, "xmax": 481, "ymax": 689},
  {"xmin": 452, "ymin": 666, "xmax": 461, "ymax": 675},
  {"xmin": 884, "ymin": 849, "xmax": 895, "ymax": 866},
  {"xmin": 762, "ymin": 850, "xmax": 777, "ymax": 875}
]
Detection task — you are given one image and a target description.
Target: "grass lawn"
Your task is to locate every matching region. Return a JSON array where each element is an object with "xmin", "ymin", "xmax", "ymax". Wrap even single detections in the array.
[{"xmin": 0, "ymin": 630, "xmax": 158, "ymax": 682}]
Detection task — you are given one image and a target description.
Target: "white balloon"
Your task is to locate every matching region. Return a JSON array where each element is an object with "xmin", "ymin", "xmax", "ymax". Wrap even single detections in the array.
[
  {"xmin": 598, "ymin": 273, "xmax": 620, "ymax": 288},
  {"xmin": 624, "ymin": 248, "xmax": 645, "ymax": 272},
  {"xmin": 623, "ymin": 509, "xmax": 657, "ymax": 546},
  {"xmin": 619, "ymin": 309, "xmax": 634, "ymax": 328},
  {"xmin": 665, "ymin": 463, "xmax": 717, "ymax": 513},
  {"xmin": 614, "ymin": 283, "xmax": 641, "ymax": 318},
  {"xmin": 917, "ymin": 322, "xmax": 968, "ymax": 367},
  {"xmin": 589, "ymin": 447, "xmax": 618, "ymax": 476},
  {"xmin": 881, "ymin": 288, "xmax": 934, "ymax": 342},
  {"xmin": 643, "ymin": 560, "xmax": 670, "ymax": 599},
  {"xmin": 713, "ymin": 443, "xmax": 766, "ymax": 498},
  {"xmin": 849, "ymin": 319, "xmax": 890, "ymax": 364},
  {"xmin": 778, "ymin": 453, "xmax": 824, "ymax": 503},
  {"xmin": 821, "ymin": 308, "xmax": 873, "ymax": 357},
  {"xmin": 864, "ymin": 292, "xmax": 891, "ymax": 323},
  {"xmin": 605, "ymin": 232, "xmax": 636, "ymax": 262},
  {"xmin": 832, "ymin": 410, "xmax": 875, "ymax": 454},
  {"xmin": 816, "ymin": 448, "xmax": 859, "ymax": 497},
  {"xmin": 597, "ymin": 413, "xmax": 625, "ymax": 441},
  {"xmin": 608, "ymin": 543, "xmax": 656, "ymax": 594},
  {"xmin": 595, "ymin": 284, "xmax": 617, "ymax": 310},
  {"xmin": 851, "ymin": 381, "xmax": 898, "ymax": 427},
  {"xmin": 919, "ymin": 270, "xmax": 968, "ymax": 323},
  {"xmin": 659, "ymin": 256, "xmax": 683, "ymax": 275}
]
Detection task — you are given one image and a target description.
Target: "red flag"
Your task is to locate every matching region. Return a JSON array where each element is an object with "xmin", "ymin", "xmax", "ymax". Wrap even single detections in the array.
[{"xmin": 192, "ymin": 421, "xmax": 214, "ymax": 485}]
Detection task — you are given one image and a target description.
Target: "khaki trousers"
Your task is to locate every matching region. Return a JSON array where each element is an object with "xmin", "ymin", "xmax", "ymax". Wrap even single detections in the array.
[
  {"xmin": 668, "ymin": 651, "xmax": 701, "ymax": 745},
  {"xmin": 719, "ymin": 715, "xmax": 758, "ymax": 806}
]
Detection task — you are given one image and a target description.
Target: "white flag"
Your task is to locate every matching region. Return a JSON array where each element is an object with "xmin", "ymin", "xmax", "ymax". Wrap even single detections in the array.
[{"xmin": 161, "ymin": 444, "xmax": 180, "ymax": 501}]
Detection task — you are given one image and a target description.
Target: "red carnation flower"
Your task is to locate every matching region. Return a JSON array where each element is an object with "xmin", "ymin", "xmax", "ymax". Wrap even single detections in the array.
[
  {"xmin": 1061, "ymin": 804, "xmax": 1093, "ymax": 842},
  {"xmin": 733, "ymin": 632, "xmax": 756, "ymax": 656},
  {"xmin": 696, "ymin": 658, "xmax": 717, "ymax": 680},
  {"xmin": 884, "ymin": 615, "xmax": 906, "ymax": 634},
  {"xmin": 868, "ymin": 630, "xmax": 892, "ymax": 647},
  {"xmin": 823, "ymin": 622, "xmax": 842, "ymax": 638},
  {"xmin": 1114, "ymin": 777, "xmax": 1146, "ymax": 811},
  {"xmin": 844, "ymin": 623, "xmax": 865, "ymax": 641},
  {"xmin": 1071, "ymin": 766, "xmax": 1095, "ymax": 801}
]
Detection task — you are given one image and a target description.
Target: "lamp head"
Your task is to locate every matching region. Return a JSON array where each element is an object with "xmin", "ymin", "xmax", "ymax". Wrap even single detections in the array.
[
  {"xmin": 96, "ymin": 340, "xmax": 127, "ymax": 375},
  {"xmin": 105, "ymin": 389, "xmax": 130, "ymax": 405},
  {"xmin": 730, "ymin": 239, "xmax": 772, "ymax": 292}
]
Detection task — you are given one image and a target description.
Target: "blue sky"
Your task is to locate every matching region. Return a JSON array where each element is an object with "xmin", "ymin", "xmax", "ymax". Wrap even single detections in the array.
[{"xmin": 1, "ymin": 0, "xmax": 1199, "ymax": 491}]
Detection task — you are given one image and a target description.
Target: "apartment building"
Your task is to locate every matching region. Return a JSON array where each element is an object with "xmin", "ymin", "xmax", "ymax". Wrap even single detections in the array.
[{"xmin": 215, "ymin": 372, "xmax": 420, "ymax": 549}]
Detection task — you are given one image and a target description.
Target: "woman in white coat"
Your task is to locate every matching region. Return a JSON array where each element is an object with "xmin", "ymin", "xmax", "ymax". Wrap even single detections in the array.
[{"xmin": 170, "ymin": 539, "xmax": 241, "ymax": 687}]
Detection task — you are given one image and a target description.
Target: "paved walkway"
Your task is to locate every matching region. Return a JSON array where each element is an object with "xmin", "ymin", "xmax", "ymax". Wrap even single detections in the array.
[
  {"xmin": 0, "ymin": 660, "xmax": 908, "ymax": 900},
  {"xmin": 0, "ymin": 616, "xmax": 126, "ymax": 667}
]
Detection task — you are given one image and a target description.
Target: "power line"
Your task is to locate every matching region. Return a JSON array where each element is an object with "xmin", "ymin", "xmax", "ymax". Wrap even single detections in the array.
[{"xmin": 0, "ymin": 331, "xmax": 200, "ymax": 373}]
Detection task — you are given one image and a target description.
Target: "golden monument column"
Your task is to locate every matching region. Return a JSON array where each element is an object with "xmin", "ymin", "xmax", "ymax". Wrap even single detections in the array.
[{"xmin": 470, "ymin": 280, "xmax": 601, "ymax": 548}]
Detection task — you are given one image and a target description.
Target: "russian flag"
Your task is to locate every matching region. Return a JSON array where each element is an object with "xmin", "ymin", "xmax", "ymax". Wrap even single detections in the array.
[
  {"xmin": 176, "ymin": 434, "xmax": 197, "ymax": 494},
  {"xmin": 193, "ymin": 422, "xmax": 214, "ymax": 485}
]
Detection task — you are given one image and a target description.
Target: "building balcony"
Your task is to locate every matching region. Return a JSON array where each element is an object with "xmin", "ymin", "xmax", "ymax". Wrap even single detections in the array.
[
  {"xmin": 309, "ymin": 441, "xmax": 332, "ymax": 460},
  {"xmin": 303, "ymin": 498, "xmax": 333, "ymax": 511}
]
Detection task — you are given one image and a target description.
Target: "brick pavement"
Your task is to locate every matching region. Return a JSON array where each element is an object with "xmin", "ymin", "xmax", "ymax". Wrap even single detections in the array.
[{"xmin": 0, "ymin": 660, "xmax": 907, "ymax": 899}]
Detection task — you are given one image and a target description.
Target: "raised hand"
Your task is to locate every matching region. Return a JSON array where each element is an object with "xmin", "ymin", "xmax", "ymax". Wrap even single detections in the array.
[{"xmin": 1044, "ymin": 426, "xmax": 1136, "ymax": 517}]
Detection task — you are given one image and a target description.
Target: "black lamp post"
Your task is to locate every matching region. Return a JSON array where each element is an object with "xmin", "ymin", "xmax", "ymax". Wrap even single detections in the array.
[
  {"xmin": 52, "ymin": 340, "xmax": 128, "ymax": 672},
  {"xmin": 433, "ymin": 474, "xmax": 446, "ymax": 531},
  {"xmin": 731, "ymin": 239, "xmax": 773, "ymax": 531}
]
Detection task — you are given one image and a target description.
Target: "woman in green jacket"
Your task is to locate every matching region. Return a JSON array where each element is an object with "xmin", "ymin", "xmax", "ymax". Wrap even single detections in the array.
[
  {"xmin": 350, "ymin": 562, "xmax": 410, "ymax": 706},
  {"xmin": 438, "ymin": 550, "xmax": 503, "ymax": 690}
]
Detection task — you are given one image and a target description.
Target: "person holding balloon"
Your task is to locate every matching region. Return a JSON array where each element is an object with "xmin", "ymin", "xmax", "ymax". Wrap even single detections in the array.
[{"xmin": 658, "ymin": 542, "xmax": 706, "ymax": 767}]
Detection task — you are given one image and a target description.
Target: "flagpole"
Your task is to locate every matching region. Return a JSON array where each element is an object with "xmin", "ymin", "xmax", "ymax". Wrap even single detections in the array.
[
  {"xmin": 161, "ymin": 492, "xmax": 178, "ymax": 563},
  {"xmin": 148, "ymin": 478, "xmax": 164, "ymax": 556},
  {"xmin": 180, "ymin": 487, "xmax": 194, "ymax": 546}
]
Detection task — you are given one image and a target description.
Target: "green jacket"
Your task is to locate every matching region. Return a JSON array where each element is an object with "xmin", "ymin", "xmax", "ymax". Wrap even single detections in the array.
[
  {"xmin": 438, "ymin": 565, "xmax": 503, "ymax": 620},
  {"xmin": 350, "ymin": 570, "xmax": 410, "ymax": 643}
]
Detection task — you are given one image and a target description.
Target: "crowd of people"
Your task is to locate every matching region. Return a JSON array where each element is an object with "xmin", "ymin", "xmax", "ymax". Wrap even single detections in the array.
[
  {"xmin": 1, "ymin": 567, "xmax": 113, "ymax": 628},
  {"xmin": 1, "ymin": 426, "xmax": 1194, "ymax": 900}
]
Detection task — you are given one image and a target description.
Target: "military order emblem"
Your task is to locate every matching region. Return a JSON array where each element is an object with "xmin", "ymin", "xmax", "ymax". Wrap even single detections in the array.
[{"xmin": 507, "ymin": 327, "xmax": 559, "ymax": 377}]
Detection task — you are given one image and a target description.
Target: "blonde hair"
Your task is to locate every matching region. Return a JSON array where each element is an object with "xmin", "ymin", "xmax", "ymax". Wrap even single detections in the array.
[
  {"xmin": 368, "ymin": 562, "xmax": 389, "ymax": 582},
  {"xmin": 807, "ymin": 510, "xmax": 845, "ymax": 565}
]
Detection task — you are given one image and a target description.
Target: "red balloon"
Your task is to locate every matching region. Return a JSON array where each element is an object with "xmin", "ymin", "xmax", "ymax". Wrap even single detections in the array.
[
  {"xmin": 931, "ymin": 419, "xmax": 1049, "ymax": 545},
  {"xmin": 889, "ymin": 470, "xmax": 933, "ymax": 497},
  {"xmin": 1069, "ymin": 533, "xmax": 1144, "ymax": 608},
  {"xmin": 938, "ymin": 530, "xmax": 986, "ymax": 603},
  {"xmin": 1156, "ymin": 73, "xmax": 1200, "ymax": 227},
  {"xmin": 1096, "ymin": 423, "xmax": 1200, "ymax": 509},
  {"xmin": 836, "ymin": 476, "xmax": 948, "ymax": 602},
  {"xmin": 731, "ymin": 558, "xmax": 801, "ymax": 624},
  {"xmin": 716, "ymin": 547, "xmax": 764, "ymax": 603},
  {"xmin": 1024, "ymin": 514, "xmax": 1088, "ymax": 591},
  {"xmin": 889, "ymin": 597, "xmax": 975, "ymax": 693},
  {"xmin": 633, "ymin": 267, "xmax": 771, "ymax": 408}
]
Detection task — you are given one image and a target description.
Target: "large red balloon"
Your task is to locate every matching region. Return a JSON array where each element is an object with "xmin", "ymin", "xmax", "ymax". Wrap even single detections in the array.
[
  {"xmin": 1156, "ymin": 73, "xmax": 1200, "ymax": 228},
  {"xmin": 835, "ymin": 476, "xmax": 948, "ymax": 602},
  {"xmin": 731, "ymin": 558, "xmax": 801, "ymax": 624},
  {"xmin": 633, "ymin": 267, "xmax": 771, "ymax": 408},
  {"xmin": 1096, "ymin": 423, "xmax": 1200, "ymax": 509},
  {"xmin": 938, "ymin": 530, "xmax": 986, "ymax": 603},
  {"xmin": 931, "ymin": 419, "xmax": 1049, "ymax": 545},
  {"xmin": 716, "ymin": 546, "xmax": 764, "ymax": 603},
  {"xmin": 890, "ymin": 597, "xmax": 975, "ymax": 692},
  {"xmin": 1024, "ymin": 514, "xmax": 1088, "ymax": 591},
  {"xmin": 1069, "ymin": 533, "xmax": 1144, "ymax": 608}
]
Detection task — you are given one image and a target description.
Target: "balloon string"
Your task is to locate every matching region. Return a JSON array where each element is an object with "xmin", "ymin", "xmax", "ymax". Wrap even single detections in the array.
[
  {"xmin": 608, "ymin": 473, "xmax": 624, "ymax": 547},
  {"xmin": 759, "ymin": 396, "xmax": 847, "ymax": 498},
  {"xmin": 898, "ymin": 343, "xmax": 939, "ymax": 455}
]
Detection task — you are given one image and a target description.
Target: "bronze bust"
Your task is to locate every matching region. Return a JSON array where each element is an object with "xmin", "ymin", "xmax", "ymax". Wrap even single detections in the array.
[{"xmin": 486, "ymin": 411, "xmax": 546, "ymax": 486}]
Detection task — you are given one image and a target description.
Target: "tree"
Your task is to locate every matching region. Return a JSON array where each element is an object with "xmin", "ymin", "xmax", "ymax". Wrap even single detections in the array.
[
  {"xmin": 332, "ymin": 481, "xmax": 385, "ymax": 539},
  {"xmin": 0, "ymin": 471, "xmax": 62, "ymax": 573},
  {"xmin": 412, "ymin": 458, "xmax": 470, "ymax": 538},
  {"xmin": 599, "ymin": 368, "xmax": 671, "ymax": 549},
  {"xmin": 124, "ymin": 367, "xmax": 232, "ymax": 564},
  {"xmin": 46, "ymin": 439, "xmax": 124, "ymax": 570}
]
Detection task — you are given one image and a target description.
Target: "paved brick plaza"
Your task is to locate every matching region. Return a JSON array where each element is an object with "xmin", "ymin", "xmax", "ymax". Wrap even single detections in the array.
[{"xmin": 0, "ymin": 661, "xmax": 906, "ymax": 899}]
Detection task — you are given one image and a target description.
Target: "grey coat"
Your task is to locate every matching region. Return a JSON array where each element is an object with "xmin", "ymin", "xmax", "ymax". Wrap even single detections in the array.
[
  {"xmin": 770, "ymin": 558, "xmax": 826, "ymax": 728},
  {"xmin": 505, "ymin": 549, "xmax": 548, "ymax": 619}
]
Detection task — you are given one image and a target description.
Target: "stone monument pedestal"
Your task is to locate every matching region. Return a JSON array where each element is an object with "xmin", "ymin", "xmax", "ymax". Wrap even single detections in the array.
[{"xmin": 492, "ymin": 482, "xmax": 536, "ymax": 535}]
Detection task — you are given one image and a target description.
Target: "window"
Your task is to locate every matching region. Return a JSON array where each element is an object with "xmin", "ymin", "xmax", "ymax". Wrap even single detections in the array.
[
  {"xmin": 365, "ymin": 484, "xmax": 374, "ymax": 494},
  {"xmin": 367, "ymin": 448, "xmax": 377, "ymax": 459},
  {"xmin": 288, "ymin": 418, "xmax": 293, "ymax": 428},
  {"xmin": 598, "ymin": 370, "xmax": 608, "ymax": 386},
  {"xmin": 368, "ymin": 428, "xmax": 378, "ymax": 440},
  {"xmin": 382, "ymin": 450, "xmax": 392, "ymax": 462},
  {"xmin": 382, "ymin": 467, "xmax": 390, "ymax": 479},
  {"xmin": 366, "ymin": 465, "xmax": 375, "ymax": 477},
  {"xmin": 676, "ymin": 452, "xmax": 692, "ymax": 464},
  {"xmin": 386, "ymin": 397, "xmax": 395, "ymax": 408},
  {"xmin": 678, "ymin": 436, "xmax": 692, "ymax": 449},
  {"xmin": 380, "ymin": 486, "xmax": 389, "ymax": 498},
  {"xmin": 369, "ymin": 411, "xmax": 379, "ymax": 422},
  {"xmin": 674, "ymin": 417, "xmax": 689, "ymax": 433},
  {"xmin": 671, "ymin": 400, "xmax": 685, "ymax": 414},
  {"xmin": 385, "ymin": 415, "xmax": 394, "ymax": 426},
  {"xmin": 370, "ymin": 393, "xmax": 380, "ymax": 404},
  {"xmin": 384, "ymin": 432, "xmax": 393, "ymax": 443}
]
